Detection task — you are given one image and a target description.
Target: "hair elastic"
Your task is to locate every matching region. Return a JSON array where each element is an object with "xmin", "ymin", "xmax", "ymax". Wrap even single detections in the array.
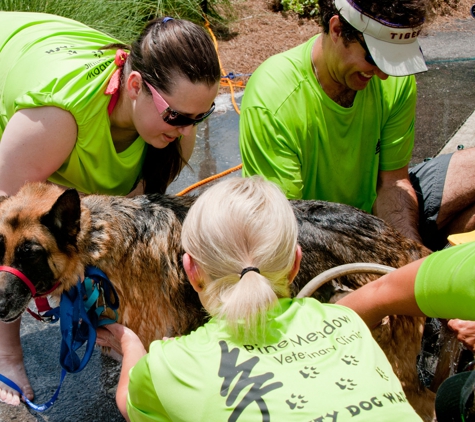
[
  {"xmin": 240, "ymin": 267, "xmax": 260, "ymax": 278},
  {"xmin": 162, "ymin": 17, "xmax": 174, "ymax": 23},
  {"xmin": 105, "ymin": 49, "xmax": 129, "ymax": 115}
]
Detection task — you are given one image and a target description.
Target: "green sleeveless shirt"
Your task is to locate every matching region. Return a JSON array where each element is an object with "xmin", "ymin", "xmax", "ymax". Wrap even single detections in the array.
[{"xmin": 0, "ymin": 12, "xmax": 146, "ymax": 195}]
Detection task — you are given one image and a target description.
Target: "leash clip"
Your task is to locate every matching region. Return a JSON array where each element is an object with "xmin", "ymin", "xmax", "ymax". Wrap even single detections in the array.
[
  {"xmin": 40, "ymin": 316, "xmax": 55, "ymax": 324},
  {"xmin": 96, "ymin": 283, "xmax": 108, "ymax": 314}
]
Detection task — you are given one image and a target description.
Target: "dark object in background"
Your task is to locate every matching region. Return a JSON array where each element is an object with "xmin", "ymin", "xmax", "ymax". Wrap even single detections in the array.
[{"xmin": 435, "ymin": 370, "xmax": 475, "ymax": 422}]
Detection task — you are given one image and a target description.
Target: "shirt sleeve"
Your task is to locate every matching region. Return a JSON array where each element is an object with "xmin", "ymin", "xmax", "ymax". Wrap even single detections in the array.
[
  {"xmin": 239, "ymin": 106, "xmax": 304, "ymax": 199},
  {"xmin": 127, "ymin": 354, "xmax": 171, "ymax": 422},
  {"xmin": 379, "ymin": 76, "xmax": 416, "ymax": 171},
  {"xmin": 414, "ymin": 242, "xmax": 475, "ymax": 320}
]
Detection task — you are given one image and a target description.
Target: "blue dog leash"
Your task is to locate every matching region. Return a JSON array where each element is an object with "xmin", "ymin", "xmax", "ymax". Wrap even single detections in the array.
[
  {"xmin": 0, "ymin": 266, "xmax": 119, "ymax": 411},
  {"xmin": 0, "ymin": 370, "xmax": 67, "ymax": 412},
  {"xmin": 60, "ymin": 266, "xmax": 119, "ymax": 373}
]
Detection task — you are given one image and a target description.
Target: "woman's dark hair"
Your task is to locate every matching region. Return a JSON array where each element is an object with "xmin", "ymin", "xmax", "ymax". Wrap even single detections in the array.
[
  {"xmin": 317, "ymin": 0, "xmax": 428, "ymax": 44},
  {"xmin": 106, "ymin": 17, "xmax": 221, "ymax": 194},
  {"xmin": 129, "ymin": 17, "xmax": 220, "ymax": 95}
]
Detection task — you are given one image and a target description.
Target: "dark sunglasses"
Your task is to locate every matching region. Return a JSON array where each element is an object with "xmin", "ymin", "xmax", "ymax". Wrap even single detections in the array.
[
  {"xmin": 144, "ymin": 81, "xmax": 215, "ymax": 127},
  {"xmin": 356, "ymin": 36, "xmax": 377, "ymax": 67}
]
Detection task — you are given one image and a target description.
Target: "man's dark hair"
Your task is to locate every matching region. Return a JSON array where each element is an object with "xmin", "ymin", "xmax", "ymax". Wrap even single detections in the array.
[{"xmin": 317, "ymin": 0, "xmax": 428, "ymax": 43}]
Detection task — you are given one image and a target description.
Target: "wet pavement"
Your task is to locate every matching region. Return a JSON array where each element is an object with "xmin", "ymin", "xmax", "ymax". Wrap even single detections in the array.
[{"xmin": 1, "ymin": 18, "xmax": 475, "ymax": 422}]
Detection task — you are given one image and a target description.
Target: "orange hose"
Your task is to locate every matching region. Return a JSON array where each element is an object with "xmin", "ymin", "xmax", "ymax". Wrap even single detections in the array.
[
  {"xmin": 204, "ymin": 18, "xmax": 242, "ymax": 115},
  {"xmin": 174, "ymin": 17, "xmax": 244, "ymax": 197},
  {"xmin": 176, "ymin": 163, "xmax": 243, "ymax": 196}
]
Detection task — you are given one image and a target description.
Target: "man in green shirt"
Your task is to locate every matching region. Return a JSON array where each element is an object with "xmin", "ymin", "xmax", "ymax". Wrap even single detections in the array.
[{"xmin": 240, "ymin": 0, "xmax": 475, "ymax": 252}]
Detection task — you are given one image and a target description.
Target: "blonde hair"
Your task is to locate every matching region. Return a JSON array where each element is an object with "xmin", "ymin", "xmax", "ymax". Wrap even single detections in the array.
[{"xmin": 181, "ymin": 176, "xmax": 298, "ymax": 342}]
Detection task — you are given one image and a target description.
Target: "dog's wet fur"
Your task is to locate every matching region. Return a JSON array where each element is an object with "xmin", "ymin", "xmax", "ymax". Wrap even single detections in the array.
[{"xmin": 0, "ymin": 183, "xmax": 434, "ymax": 420}]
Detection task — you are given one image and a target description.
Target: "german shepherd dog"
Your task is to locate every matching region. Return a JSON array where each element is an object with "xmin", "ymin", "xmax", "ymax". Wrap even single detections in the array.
[{"xmin": 0, "ymin": 182, "xmax": 434, "ymax": 420}]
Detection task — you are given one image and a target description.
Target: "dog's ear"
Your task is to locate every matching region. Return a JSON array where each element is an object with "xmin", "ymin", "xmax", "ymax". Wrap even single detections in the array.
[{"xmin": 40, "ymin": 189, "xmax": 81, "ymax": 250}]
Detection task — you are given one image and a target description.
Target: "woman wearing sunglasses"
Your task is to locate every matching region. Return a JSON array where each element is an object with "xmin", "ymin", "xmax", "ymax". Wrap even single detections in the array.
[{"xmin": 0, "ymin": 12, "xmax": 220, "ymax": 406}]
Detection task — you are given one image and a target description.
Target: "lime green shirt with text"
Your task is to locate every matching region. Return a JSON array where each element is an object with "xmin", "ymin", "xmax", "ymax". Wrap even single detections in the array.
[{"xmin": 127, "ymin": 298, "xmax": 421, "ymax": 421}]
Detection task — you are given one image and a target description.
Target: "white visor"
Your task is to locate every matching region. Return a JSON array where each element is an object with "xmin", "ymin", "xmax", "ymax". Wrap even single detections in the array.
[{"xmin": 334, "ymin": 0, "xmax": 428, "ymax": 76}]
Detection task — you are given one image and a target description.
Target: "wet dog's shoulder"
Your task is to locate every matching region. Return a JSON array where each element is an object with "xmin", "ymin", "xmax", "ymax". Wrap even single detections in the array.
[{"xmin": 81, "ymin": 192, "xmax": 197, "ymax": 224}]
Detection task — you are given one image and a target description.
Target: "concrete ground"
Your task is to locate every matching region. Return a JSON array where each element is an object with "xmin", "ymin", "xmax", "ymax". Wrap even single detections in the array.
[{"xmin": 1, "ymin": 18, "xmax": 475, "ymax": 422}]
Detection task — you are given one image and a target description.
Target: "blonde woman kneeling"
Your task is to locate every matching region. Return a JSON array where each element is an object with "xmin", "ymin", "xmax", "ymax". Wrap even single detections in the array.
[{"xmin": 96, "ymin": 177, "xmax": 421, "ymax": 421}]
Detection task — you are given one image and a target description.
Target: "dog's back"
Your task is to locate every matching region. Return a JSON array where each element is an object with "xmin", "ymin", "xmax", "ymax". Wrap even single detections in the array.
[{"xmin": 292, "ymin": 199, "xmax": 430, "ymax": 297}]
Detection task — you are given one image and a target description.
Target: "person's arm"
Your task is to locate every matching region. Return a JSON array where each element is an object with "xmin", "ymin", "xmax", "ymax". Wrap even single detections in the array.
[
  {"xmin": 126, "ymin": 181, "xmax": 144, "ymax": 197},
  {"xmin": 339, "ymin": 244, "xmax": 475, "ymax": 351},
  {"xmin": 0, "ymin": 107, "xmax": 77, "ymax": 195},
  {"xmin": 126, "ymin": 127, "xmax": 196, "ymax": 198},
  {"xmin": 373, "ymin": 75, "xmax": 420, "ymax": 241},
  {"xmin": 373, "ymin": 165, "xmax": 423, "ymax": 244},
  {"xmin": 337, "ymin": 258, "xmax": 426, "ymax": 328},
  {"xmin": 96, "ymin": 323, "xmax": 147, "ymax": 421}
]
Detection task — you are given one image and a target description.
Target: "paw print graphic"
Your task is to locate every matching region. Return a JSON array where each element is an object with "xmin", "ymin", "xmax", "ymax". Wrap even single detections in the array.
[
  {"xmin": 285, "ymin": 394, "xmax": 308, "ymax": 410},
  {"xmin": 341, "ymin": 355, "xmax": 359, "ymax": 366},
  {"xmin": 299, "ymin": 366, "xmax": 319, "ymax": 379},
  {"xmin": 335, "ymin": 378, "xmax": 357, "ymax": 390},
  {"xmin": 376, "ymin": 367, "xmax": 389, "ymax": 381},
  {"xmin": 93, "ymin": 50, "xmax": 104, "ymax": 58}
]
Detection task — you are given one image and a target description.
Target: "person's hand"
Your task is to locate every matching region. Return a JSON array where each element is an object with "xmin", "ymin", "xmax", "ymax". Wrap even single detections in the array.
[
  {"xmin": 97, "ymin": 323, "xmax": 146, "ymax": 422},
  {"xmin": 447, "ymin": 319, "xmax": 475, "ymax": 351},
  {"xmin": 96, "ymin": 323, "xmax": 144, "ymax": 357}
]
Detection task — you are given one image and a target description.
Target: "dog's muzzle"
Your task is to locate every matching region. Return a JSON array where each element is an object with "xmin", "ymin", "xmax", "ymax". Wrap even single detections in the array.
[
  {"xmin": 0, "ymin": 266, "xmax": 39, "ymax": 296},
  {"xmin": 0, "ymin": 266, "xmax": 61, "ymax": 320}
]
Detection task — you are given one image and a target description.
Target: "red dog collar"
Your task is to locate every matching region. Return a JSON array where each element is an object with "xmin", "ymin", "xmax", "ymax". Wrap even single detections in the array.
[{"xmin": 0, "ymin": 265, "xmax": 61, "ymax": 318}]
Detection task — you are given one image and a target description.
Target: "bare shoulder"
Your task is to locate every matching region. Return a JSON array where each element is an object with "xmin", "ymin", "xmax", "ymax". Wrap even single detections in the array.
[{"xmin": 0, "ymin": 107, "xmax": 77, "ymax": 195}]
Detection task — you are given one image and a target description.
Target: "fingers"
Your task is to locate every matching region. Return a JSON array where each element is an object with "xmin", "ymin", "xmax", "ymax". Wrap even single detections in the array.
[
  {"xmin": 96, "ymin": 325, "xmax": 124, "ymax": 355},
  {"xmin": 448, "ymin": 319, "xmax": 475, "ymax": 351},
  {"xmin": 96, "ymin": 323, "xmax": 143, "ymax": 356}
]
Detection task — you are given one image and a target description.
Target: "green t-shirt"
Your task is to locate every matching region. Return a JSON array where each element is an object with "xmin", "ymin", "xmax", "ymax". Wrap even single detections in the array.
[
  {"xmin": 415, "ymin": 242, "xmax": 475, "ymax": 320},
  {"xmin": 239, "ymin": 35, "xmax": 416, "ymax": 213},
  {"xmin": 0, "ymin": 12, "xmax": 146, "ymax": 195},
  {"xmin": 127, "ymin": 298, "xmax": 421, "ymax": 421}
]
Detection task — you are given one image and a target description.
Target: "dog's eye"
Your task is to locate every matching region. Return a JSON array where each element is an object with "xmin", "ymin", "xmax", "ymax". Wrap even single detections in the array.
[{"xmin": 16, "ymin": 241, "xmax": 46, "ymax": 259}]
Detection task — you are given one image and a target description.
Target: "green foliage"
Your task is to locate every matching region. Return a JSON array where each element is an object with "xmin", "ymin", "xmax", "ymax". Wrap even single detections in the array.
[
  {"xmin": 281, "ymin": 0, "xmax": 319, "ymax": 18},
  {"xmin": 0, "ymin": 0, "xmax": 234, "ymax": 43}
]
